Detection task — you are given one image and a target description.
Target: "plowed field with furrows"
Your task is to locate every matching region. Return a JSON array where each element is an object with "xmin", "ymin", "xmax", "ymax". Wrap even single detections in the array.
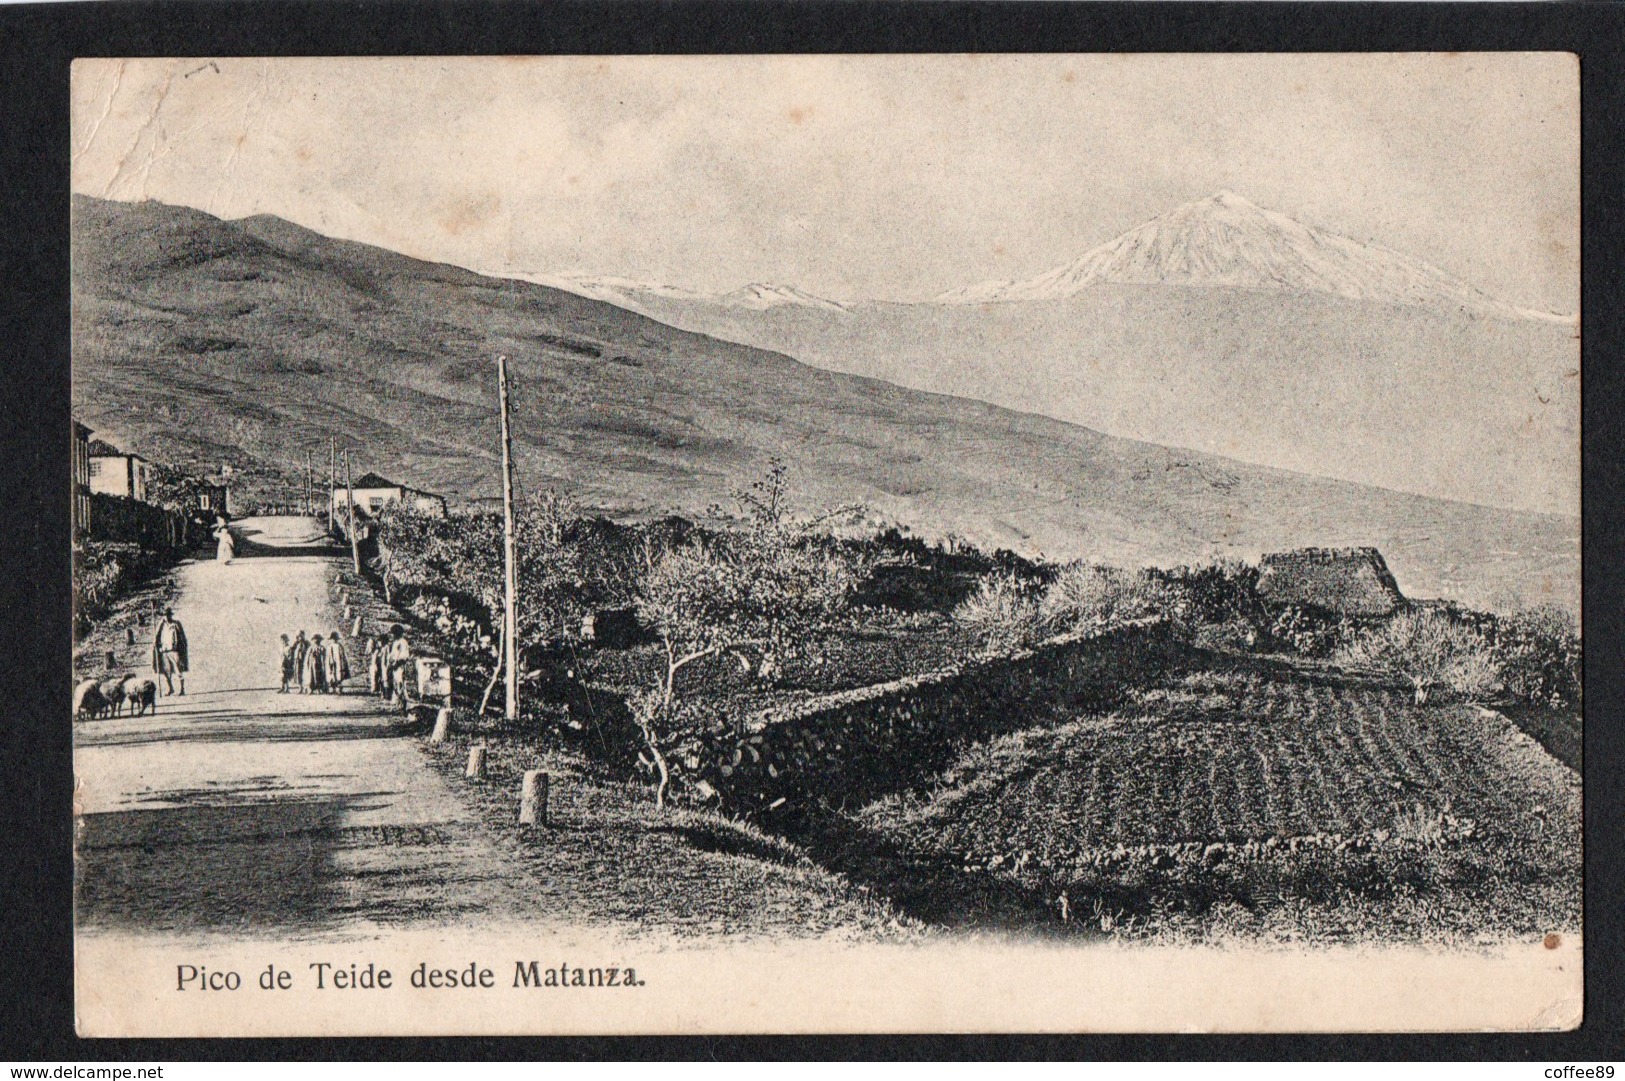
[{"xmin": 865, "ymin": 658, "xmax": 1579, "ymax": 860}]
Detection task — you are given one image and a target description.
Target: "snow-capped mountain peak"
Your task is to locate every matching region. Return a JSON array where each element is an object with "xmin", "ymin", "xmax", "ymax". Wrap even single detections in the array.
[
  {"xmin": 718, "ymin": 282, "xmax": 848, "ymax": 312},
  {"xmin": 933, "ymin": 191, "xmax": 1570, "ymax": 321},
  {"xmin": 489, "ymin": 272, "xmax": 848, "ymax": 313}
]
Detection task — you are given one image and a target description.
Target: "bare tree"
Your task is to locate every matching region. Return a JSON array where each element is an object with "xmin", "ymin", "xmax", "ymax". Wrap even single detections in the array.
[{"xmin": 631, "ymin": 461, "xmax": 868, "ymax": 807}]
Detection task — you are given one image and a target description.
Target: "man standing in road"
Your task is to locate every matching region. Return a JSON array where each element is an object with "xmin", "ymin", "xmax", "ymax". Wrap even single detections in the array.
[{"xmin": 151, "ymin": 608, "xmax": 189, "ymax": 696}]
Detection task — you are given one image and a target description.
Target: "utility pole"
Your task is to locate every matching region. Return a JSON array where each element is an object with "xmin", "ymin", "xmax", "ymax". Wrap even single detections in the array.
[
  {"xmin": 497, "ymin": 354, "xmax": 520, "ymax": 722},
  {"xmin": 344, "ymin": 448, "xmax": 361, "ymax": 575},
  {"xmin": 329, "ymin": 436, "xmax": 337, "ymax": 531},
  {"xmin": 305, "ymin": 450, "xmax": 313, "ymax": 517}
]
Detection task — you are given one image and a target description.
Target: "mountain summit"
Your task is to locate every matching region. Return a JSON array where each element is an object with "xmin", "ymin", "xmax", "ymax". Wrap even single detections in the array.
[
  {"xmin": 935, "ymin": 191, "xmax": 1569, "ymax": 321},
  {"xmin": 718, "ymin": 282, "xmax": 848, "ymax": 312}
]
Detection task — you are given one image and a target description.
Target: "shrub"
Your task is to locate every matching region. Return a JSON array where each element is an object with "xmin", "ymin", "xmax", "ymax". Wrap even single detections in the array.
[
  {"xmin": 1267, "ymin": 605, "xmax": 1356, "ymax": 658},
  {"xmin": 1392, "ymin": 803, "xmax": 1446, "ymax": 846},
  {"xmin": 73, "ymin": 541, "xmax": 166, "ymax": 637},
  {"xmin": 1337, "ymin": 609, "xmax": 1500, "ymax": 705},
  {"xmin": 1152, "ymin": 558, "xmax": 1264, "ymax": 628},
  {"xmin": 1192, "ymin": 618, "xmax": 1259, "ymax": 653},
  {"xmin": 1040, "ymin": 563, "xmax": 1185, "ymax": 634},
  {"xmin": 1039, "ymin": 564, "xmax": 1128, "ymax": 631},
  {"xmin": 953, "ymin": 573, "xmax": 1042, "ymax": 651},
  {"xmin": 1491, "ymin": 605, "xmax": 1581, "ymax": 710},
  {"xmin": 1446, "ymin": 644, "xmax": 1503, "ymax": 701}
]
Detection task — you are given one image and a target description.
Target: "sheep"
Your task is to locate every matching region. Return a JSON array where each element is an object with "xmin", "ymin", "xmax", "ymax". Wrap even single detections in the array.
[
  {"xmin": 126, "ymin": 678, "xmax": 157, "ymax": 717},
  {"xmin": 98, "ymin": 675, "xmax": 132, "ymax": 718},
  {"xmin": 74, "ymin": 679, "xmax": 108, "ymax": 720}
]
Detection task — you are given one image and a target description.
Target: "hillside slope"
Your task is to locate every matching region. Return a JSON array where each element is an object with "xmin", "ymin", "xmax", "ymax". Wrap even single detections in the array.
[{"xmin": 71, "ymin": 196, "xmax": 1577, "ymax": 611}]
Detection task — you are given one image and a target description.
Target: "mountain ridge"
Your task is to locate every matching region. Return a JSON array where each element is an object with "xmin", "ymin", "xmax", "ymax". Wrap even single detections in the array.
[
  {"xmin": 510, "ymin": 272, "xmax": 850, "ymax": 314},
  {"xmin": 71, "ymin": 194, "xmax": 1577, "ymax": 612},
  {"xmin": 513, "ymin": 191, "xmax": 1571, "ymax": 323}
]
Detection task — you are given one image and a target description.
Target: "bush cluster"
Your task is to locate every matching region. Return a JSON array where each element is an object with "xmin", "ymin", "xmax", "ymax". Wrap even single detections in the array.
[
  {"xmin": 73, "ymin": 541, "xmax": 166, "ymax": 637},
  {"xmin": 952, "ymin": 561, "xmax": 1185, "ymax": 651},
  {"xmin": 1040, "ymin": 564, "xmax": 1182, "ymax": 632},
  {"xmin": 374, "ymin": 493, "xmax": 651, "ymax": 703},
  {"xmin": 1327, "ymin": 602, "xmax": 1578, "ymax": 711},
  {"xmin": 1489, "ymin": 605, "xmax": 1581, "ymax": 710}
]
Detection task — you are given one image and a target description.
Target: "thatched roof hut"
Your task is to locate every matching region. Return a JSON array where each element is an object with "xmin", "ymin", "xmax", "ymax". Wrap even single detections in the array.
[{"xmin": 1255, "ymin": 547, "xmax": 1405, "ymax": 617}]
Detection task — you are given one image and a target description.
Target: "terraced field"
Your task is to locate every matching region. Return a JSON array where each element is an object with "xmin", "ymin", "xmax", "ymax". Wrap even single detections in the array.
[{"xmin": 856, "ymin": 653, "xmax": 1581, "ymax": 942}]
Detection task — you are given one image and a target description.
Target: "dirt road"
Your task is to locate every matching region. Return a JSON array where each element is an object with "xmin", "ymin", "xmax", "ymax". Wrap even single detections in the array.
[{"xmin": 74, "ymin": 516, "xmax": 544, "ymax": 941}]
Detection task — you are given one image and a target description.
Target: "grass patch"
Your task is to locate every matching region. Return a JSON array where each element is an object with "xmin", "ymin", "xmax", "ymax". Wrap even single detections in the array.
[{"xmin": 414, "ymin": 720, "xmax": 922, "ymax": 943}]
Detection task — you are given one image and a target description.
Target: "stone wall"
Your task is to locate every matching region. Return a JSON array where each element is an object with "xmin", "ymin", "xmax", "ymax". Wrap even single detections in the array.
[{"xmin": 690, "ymin": 618, "xmax": 1184, "ymax": 814}]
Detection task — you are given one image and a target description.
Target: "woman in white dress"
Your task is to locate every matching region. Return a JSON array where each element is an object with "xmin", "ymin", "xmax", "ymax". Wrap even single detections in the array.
[{"xmin": 213, "ymin": 516, "xmax": 236, "ymax": 564}]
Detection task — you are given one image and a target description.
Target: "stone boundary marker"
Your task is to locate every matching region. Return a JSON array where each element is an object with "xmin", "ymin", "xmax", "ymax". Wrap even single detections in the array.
[{"xmin": 519, "ymin": 770, "xmax": 548, "ymax": 827}]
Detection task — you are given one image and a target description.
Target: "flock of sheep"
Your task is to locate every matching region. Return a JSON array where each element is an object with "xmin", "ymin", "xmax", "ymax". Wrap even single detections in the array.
[{"xmin": 74, "ymin": 674, "xmax": 157, "ymax": 720}]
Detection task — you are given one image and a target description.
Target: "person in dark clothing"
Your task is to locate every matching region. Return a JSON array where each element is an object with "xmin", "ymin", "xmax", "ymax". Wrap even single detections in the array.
[
  {"xmin": 151, "ymin": 608, "xmax": 189, "ymax": 696},
  {"xmin": 278, "ymin": 633, "xmax": 295, "ymax": 693},
  {"xmin": 292, "ymin": 631, "xmax": 310, "ymax": 694},
  {"xmin": 384, "ymin": 624, "xmax": 412, "ymax": 702},
  {"xmin": 304, "ymin": 635, "xmax": 329, "ymax": 694}
]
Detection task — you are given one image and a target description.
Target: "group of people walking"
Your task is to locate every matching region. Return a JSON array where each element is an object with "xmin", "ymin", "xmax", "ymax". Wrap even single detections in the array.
[
  {"xmin": 278, "ymin": 624, "xmax": 414, "ymax": 700},
  {"xmin": 279, "ymin": 630, "xmax": 351, "ymax": 694}
]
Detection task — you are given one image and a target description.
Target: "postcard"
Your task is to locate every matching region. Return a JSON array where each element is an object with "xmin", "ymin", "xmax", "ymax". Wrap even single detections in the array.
[{"xmin": 70, "ymin": 53, "xmax": 1580, "ymax": 1035}]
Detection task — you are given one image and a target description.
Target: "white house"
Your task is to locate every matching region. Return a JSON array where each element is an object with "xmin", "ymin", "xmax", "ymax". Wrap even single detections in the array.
[
  {"xmin": 332, "ymin": 471, "xmax": 448, "ymax": 520},
  {"xmin": 88, "ymin": 439, "xmax": 150, "ymax": 502}
]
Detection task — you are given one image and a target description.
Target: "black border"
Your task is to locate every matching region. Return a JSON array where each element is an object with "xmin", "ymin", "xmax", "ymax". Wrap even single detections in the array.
[{"xmin": 3, "ymin": 1, "xmax": 1622, "ymax": 1061}]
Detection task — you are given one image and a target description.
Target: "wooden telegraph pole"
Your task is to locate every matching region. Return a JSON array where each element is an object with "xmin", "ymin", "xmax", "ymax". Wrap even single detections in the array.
[
  {"xmin": 344, "ymin": 448, "xmax": 361, "ymax": 574},
  {"xmin": 328, "ymin": 436, "xmax": 337, "ymax": 530},
  {"xmin": 305, "ymin": 450, "xmax": 314, "ymax": 516},
  {"xmin": 497, "ymin": 354, "xmax": 520, "ymax": 722}
]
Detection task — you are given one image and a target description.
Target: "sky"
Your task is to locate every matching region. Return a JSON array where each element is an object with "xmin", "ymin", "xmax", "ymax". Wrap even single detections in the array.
[{"xmin": 71, "ymin": 54, "xmax": 1578, "ymax": 311}]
